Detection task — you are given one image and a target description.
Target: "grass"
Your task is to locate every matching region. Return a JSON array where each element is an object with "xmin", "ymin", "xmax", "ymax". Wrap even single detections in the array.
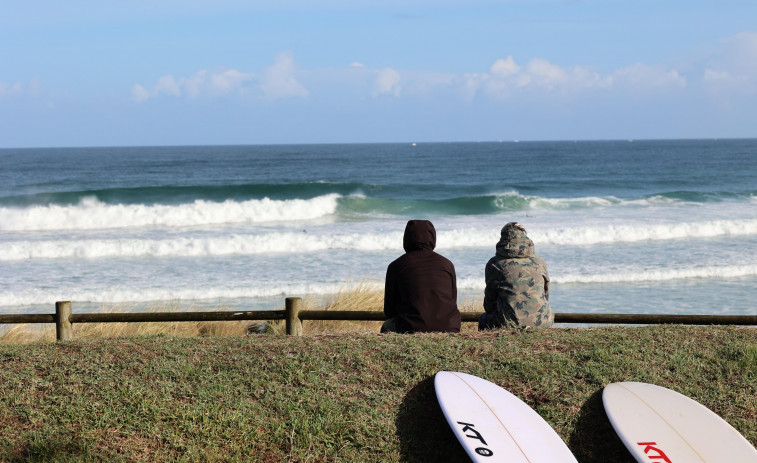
[
  {"xmin": 0, "ymin": 326, "xmax": 755, "ymax": 462},
  {"xmin": 1, "ymin": 302, "xmax": 258, "ymax": 345},
  {"xmin": 0, "ymin": 282, "xmax": 480, "ymax": 342},
  {"xmin": 1, "ymin": 287, "xmax": 755, "ymax": 461},
  {"xmin": 262, "ymin": 282, "xmax": 482, "ymax": 335}
]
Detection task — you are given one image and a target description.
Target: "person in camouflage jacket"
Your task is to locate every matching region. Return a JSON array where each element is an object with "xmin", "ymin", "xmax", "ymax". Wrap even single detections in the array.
[{"xmin": 479, "ymin": 222, "xmax": 554, "ymax": 330}]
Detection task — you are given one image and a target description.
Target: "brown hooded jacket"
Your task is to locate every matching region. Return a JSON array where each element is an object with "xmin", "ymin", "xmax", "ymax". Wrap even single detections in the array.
[{"xmin": 383, "ymin": 220, "xmax": 460, "ymax": 333}]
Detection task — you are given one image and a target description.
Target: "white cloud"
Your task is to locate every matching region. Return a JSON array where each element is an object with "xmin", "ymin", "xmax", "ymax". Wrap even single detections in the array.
[
  {"xmin": 611, "ymin": 63, "xmax": 686, "ymax": 89},
  {"xmin": 490, "ymin": 56, "xmax": 520, "ymax": 78},
  {"xmin": 261, "ymin": 51, "xmax": 309, "ymax": 100},
  {"xmin": 464, "ymin": 55, "xmax": 612, "ymax": 100},
  {"xmin": 461, "ymin": 72, "xmax": 486, "ymax": 100},
  {"xmin": 700, "ymin": 32, "xmax": 757, "ymax": 94},
  {"xmin": 131, "ymin": 84, "xmax": 150, "ymax": 102},
  {"xmin": 374, "ymin": 67, "xmax": 402, "ymax": 97},
  {"xmin": 126, "ymin": 49, "xmax": 699, "ymax": 106},
  {"xmin": 525, "ymin": 58, "xmax": 569, "ymax": 89},
  {"xmin": 0, "ymin": 78, "xmax": 41, "ymax": 98},
  {"xmin": 717, "ymin": 32, "xmax": 757, "ymax": 72},
  {"xmin": 211, "ymin": 69, "xmax": 253, "ymax": 94},
  {"xmin": 0, "ymin": 81, "xmax": 24, "ymax": 97},
  {"xmin": 132, "ymin": 68, "xmax": 254, "ymax": 102},
  {"xmin": 460, "ymin": 55, "xmax": 691, "ymax": 101},
  {"xmin": 155, "ymin": 75, "xmax": 182, "ymax": 97},
  {"xmin": 703, "ymin": 69, "xmax": 731, "ymax": 83},
  {"xmin": 183, "ymin": 71, "xmax": 207, "ymax": 99},
  {"xmin": 131, "ymin": 52, "xmax": 309, "ymax": 103}
]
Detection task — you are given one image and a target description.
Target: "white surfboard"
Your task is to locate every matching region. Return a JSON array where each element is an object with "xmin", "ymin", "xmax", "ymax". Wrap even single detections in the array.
[
  {"xmin": 434, "ymin": 371, "xmax": 578, "ymax": 462},
  {"xmin": 603, "ymin": 382, "xmax": 757, "ymax": 462}
]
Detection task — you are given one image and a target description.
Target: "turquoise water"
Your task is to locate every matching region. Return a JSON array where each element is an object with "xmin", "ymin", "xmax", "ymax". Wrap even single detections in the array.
[{"xmin": 1, "ymin": 139, "xmax": 755, "ymax": 316}]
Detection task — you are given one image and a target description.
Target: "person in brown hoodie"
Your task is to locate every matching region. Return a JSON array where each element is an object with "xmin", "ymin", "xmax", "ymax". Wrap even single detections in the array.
[{"xmin": 381, "ymin": 220, "xmax": 461, "ymax": 333}]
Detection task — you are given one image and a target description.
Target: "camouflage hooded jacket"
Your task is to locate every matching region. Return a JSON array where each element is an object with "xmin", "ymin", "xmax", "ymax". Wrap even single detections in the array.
[{"xmin": 482, "ymin": 222, "xmax": 554, "ymax": 328}]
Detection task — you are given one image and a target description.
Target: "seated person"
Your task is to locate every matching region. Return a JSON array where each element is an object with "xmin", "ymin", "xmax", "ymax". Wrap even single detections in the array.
[
  {"xmin": 479, "ymin": 222, "xmax": 554, "ymax": 330},
  {"xmin": 381, "ymin": 220, "xmax": 460, "ymax": 334}
]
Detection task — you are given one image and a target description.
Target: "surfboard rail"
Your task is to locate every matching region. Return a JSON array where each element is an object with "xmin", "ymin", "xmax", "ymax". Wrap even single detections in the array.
[
  {"xmin": 435, "ymin": 371, "xmax": 578, "ymax": 463},
  {"xmin": 603, "ymin": 382, "xmax": 757, "ymax": 462}
]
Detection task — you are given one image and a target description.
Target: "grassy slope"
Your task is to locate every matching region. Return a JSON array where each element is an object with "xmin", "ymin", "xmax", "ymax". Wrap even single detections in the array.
[{"xmin": 1, "ymin": 326, "xmax": 755, "ymax": 462}]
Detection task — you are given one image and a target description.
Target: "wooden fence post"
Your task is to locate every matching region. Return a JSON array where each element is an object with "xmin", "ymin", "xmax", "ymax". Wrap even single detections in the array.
[
  {"xmin": 285, "ymin": 297, "xmax": 303, "ymax": 336},
  {"xmin": 56, "ymin": 301, "xmax": 73, "ymax": 341}
]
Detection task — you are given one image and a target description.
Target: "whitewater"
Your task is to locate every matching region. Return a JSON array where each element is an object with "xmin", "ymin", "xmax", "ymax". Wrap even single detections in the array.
[{"xmin": 1, "ymin": 140, "xmax": 755, "ymax": 320}]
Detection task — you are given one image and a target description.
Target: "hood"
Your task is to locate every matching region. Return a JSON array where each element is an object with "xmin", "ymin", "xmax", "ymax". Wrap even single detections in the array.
[
  {"xmin": 403, "ymin": 220, "xmax": 436, "ymax": 252},
  {"xmin": 495, "ymin": 222, "xmax": 535, "ymax": 258}
]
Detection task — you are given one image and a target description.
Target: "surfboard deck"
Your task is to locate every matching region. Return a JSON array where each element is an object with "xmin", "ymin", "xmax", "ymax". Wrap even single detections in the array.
[
  {"xmin": 434, "ymin": 371, "xmax": 578, "ymax": 462},
  {"xmin": 603, "ymin": 381, "xmax": 757, "ymax": 462}
]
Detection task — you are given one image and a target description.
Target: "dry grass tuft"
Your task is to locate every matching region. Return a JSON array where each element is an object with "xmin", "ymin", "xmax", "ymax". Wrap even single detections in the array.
[
  {"xmin": 305, "ymin": 281, "xmax": 385, "ymax": 334},
  {"xmin": 0, "ymin": 323, "xmax": 57, "ymax": 344},
  {"xmin": 0, "ymin": 302, "xmax": 251, "ymax": 344},
  {"xmin": 261, "ymin": 281, "xmax": 483, "ymax": 334},
  {"xmin": 1, "ymin": 286, "xmax": 485, "ymax": 342}
]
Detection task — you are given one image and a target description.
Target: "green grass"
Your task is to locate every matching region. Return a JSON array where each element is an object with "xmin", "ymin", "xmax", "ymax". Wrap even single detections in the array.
[{"xmin": 1, "ymin": 326, "xmax": 755, "ymax": 462}]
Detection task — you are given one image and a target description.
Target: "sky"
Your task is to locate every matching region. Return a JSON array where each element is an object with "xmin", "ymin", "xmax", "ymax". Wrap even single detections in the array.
[{"xmin": 1, "ymin": 0, "xmax": 757, "ymax": 147}]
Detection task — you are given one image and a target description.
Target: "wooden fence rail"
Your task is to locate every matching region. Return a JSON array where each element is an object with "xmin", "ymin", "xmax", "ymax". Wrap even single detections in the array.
[{"xmin": 1, "ymin": 297, "xmax": 756, "ymax": 341}]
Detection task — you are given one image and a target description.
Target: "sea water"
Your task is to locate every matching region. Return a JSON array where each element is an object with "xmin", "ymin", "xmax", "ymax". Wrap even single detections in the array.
[{"xmin": 1, "ymin": 140, "xmax": 755, "ymax": 319}]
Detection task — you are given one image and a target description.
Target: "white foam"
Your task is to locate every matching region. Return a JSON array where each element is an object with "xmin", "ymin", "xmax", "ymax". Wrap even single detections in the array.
[
  {"xmin": 3, "ymin": 218, "xmax": 756, "ymax": 261},
  {"xmin": 3, "ymin": 265, "xmax": 755, "ymax": 309},
  {"xmin": 0, "ymin": 282, "xmax": 372, "ymax": 308},
  {"xmin": 488, "ymin": 191, "xmax": 622, "ymax": 211},
  {"xmin": 457, "ymin": 277, "xmax": 486, "ymax": 291},
  {"xmin": 529, "ymin": 219, "xmax": 757, "ymax": 246},
  {"xmin": 526, "ymin": 195, "xmax": 620, "ymax": 209},
  {"xmin": 554, "ymin": 264, "xmax": 757, "ymax": 284},
  {"xmin": 0, "ymin": 231, "xmax": 406, "ymax": 260},
  {"xmin": 0, "ymin": 194, "xmax": 341, "ymax": 231},
  {"xmin": 452, "ymin": 265, "xmax": 757, "ymax": 290}
]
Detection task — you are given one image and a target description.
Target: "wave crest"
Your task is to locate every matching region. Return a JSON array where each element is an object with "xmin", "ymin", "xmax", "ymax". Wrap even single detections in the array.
[
  {"xmin": 531, "ymin": 219, "xmax": 757, "ymax": 246},
  {"xmin": 0, "ymin": 195, "xmax": 341, "ymax": 231}
]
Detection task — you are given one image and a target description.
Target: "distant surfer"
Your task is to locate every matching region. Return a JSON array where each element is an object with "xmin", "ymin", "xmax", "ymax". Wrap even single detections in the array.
[
  {"xmin": 479, "ymin": 222, "xmax": 554, "ymax": 330},
  {"xmin": 381, "ymin": 220, "xmax": 461, "ymax": 333}
]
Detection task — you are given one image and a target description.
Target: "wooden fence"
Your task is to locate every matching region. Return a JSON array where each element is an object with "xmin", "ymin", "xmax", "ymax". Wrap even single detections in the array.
[{"xmin": 1, "ymin": 298, "xmax": 756, "ymax": 341}]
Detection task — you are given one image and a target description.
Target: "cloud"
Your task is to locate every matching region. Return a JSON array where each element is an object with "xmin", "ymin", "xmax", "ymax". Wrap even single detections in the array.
[
  {"xmin": 155, "ymin": 75, "xmax": 182, "ymax": 97},
  {"xmin": 0, "ymin": 81, "xmax": 25, "ymax": 97},
  {"xmin": 130, "ymin": 84, "xmax": 150, "ymax": 102},
  {"xmin": 700, "ymin": 32, "xmax": 757, "ymax": 94},
  {"xmin": 611, "ymin": 63, "xmax": 686, "ymax": 89},
  {"xmin": 374, "ymin": 67, "xmax": 402, "ymax": 97},
  {"xmin": 127, "ymin": 48, "xmax": 699, "ymax": 106},
  {"xmin": 490, "ymin": 56, "xmax": 521, "ymax": 78},
  {"xmin": 461, "ymin": 55, "xmax": 689, "ymax": 101},
  {"xmin": 131, "ymin": 52, "xmax": 309, "ymax": 102},
  {"xmin": 212, "ymin": 69, "xmax": 255, "ymax": 94},
  {"xmin": 260, "ymin": 51, "xmax": 309, "ymax": 100},
  {"xmin": 0, "ymin": 78, "xmax": 41, "ymax": 98},
  {"xmin": 703, "ymin": 69, "xmax": 731, "ymax": 83},
  {"xmin": 132, "ymin": 68, "xmax": 255, "ymax": 102},
  {"xmin": 464, "ymin": 55, "xmax": 612, "ymax": 100}
]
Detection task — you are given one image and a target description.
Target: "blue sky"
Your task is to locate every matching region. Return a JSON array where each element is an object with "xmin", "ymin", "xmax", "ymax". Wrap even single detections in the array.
[{"xmin": 2, "ymin": 0, "xmax": 756, "ymax": 147}]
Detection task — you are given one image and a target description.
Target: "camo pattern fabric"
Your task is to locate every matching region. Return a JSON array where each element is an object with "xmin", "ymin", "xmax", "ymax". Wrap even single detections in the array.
[{"xmin": 482, "ymin": 222, "xmax": 554, "ymax": 329}]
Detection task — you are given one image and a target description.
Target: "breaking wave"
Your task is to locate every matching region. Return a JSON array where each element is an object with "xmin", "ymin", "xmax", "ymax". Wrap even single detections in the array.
[
  {"xmin": 0, "ymin": 195, "xmax": 342, "ymax": 231},
  {"xmin": 552, "ymin": 264, "xmax": 757, "ymax": 284},
  {"xmin": 3, "ymin": 219, "xmax": 756, "ymax": 261},
  {"xmin": 5, "ymin": 190, "xmax": 755, "ymax": 232},
  {"xmin": 0, "ymin": 282, "xmax": 355, "ymax": 308}
]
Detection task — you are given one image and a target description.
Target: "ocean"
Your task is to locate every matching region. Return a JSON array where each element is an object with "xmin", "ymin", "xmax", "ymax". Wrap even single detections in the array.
[{"xmin": 1, "ymin": 140, "xmax": 755, "ymax": 321}]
